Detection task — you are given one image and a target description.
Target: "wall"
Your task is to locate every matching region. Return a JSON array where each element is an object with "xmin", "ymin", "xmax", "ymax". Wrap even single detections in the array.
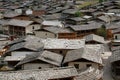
[
  {"xmin": 68, "ymin": 62, "xmax": 99, "ymax": 70},
  {"xmin": 3, "ymin": 26, "xmax": 25, "ymax": 36},
  {"xmin": 22, "ymin": 63, "xmax": 56, "ymax": 70},
  {"xmin": 33, "ymin": 10, "xmax": 46, "ymax": 16},
  {"xmin": 26, "ymin": 24, "xmax": 41, "ymax": 34},
  {"xmin": 14, "ymin": 16, "xmax": 31, "ymax": 20},
  {"xmin": 58, "ymin": 33, "xmax": 77, "ymax": 39},
  {"xmin": 114, "ymin": 34, "xmax": 120, "ymax": 40},
  {"xmin": 34, "ymin": 31, "xmax": 56, "ymax": 38}
]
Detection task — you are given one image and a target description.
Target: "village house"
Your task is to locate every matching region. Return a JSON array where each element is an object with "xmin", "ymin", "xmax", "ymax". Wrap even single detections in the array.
[
  {"xmin": 15, "ymin": 50, "xmax": 63, "ymax": 70},
  {"xmin": 34, "ymin": 26, "xmax": 76, "ymax": 39},
  {"xmin": 3, "ymin": 19, "xmax": 41, "ymax": 37},
  {"xmin": 41, "ymin": 20, "xmax": 63, "ymax": 28},
  {"xmin": 110, "ymin": 49, "xmax": 120, "ymax": 80},
  {"xmin": 3, "ymin": 40, "xmax": 44, "ymax": 67},
  {"xmin": 63, "ymin": 47, "xmax": 103, "ymax": 71},
  {"xmin": 112, "ymin": 28, "xmax": 120, "ymax": 40},
  {"xmin": 68, "ymin": 21, "xmax": 103, "ymax": 38},
  {"xmin": 65, "ymin": 17, "xmax": 86, "ymax": 25},
  {"xmin": 105, "ymin": 22, "xmax": 120, "ymax": 40},
  {"xmin": 84, "ymin": 34, "xmax": 105, "ymax": 44},
  {"xmin": 62, "ymin": 9, "xmax": 78, "ymax": 19}
]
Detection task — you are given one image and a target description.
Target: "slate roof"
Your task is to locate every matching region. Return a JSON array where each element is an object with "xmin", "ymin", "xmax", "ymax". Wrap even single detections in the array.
[
  {"xmin": 63, "ymin": 47, "xmax": 102, "ymax": 65},
  {"xmin": 97, "ymin": 16, "xmax": 110, "ymax": 23},
  {"xmin": 111, "ymin": 46, "xmax": 120, "ymax": 51},
  {"xmin": 84, "ymin": 34, "xmax": 105, "ymax": 44},
  {"xmin": 97, "ymin": 15, "xmax": 119, "ymax": 23},
  {"xmin": 0, "ymin": 19, "xmax": 9, "ymax": 25},
  {"xmin": 43, "ymin": 26, "xmax": 73, "ymax": 34},
  {"xmin": 6, "ymin": 41, "xmax": 44, "ymax": 53},
  {"xmin": 62, "ymin": 9, "xmax": 78, "ymax": 15},
  {"xmin": 43, "ymin": 13, "xmax": 61, "ymax": 20},
  {"xmin": 6, "ymin": 35, "xmax": 41, "ymax": 46},
  {"xmin": 0, "ymin": 67, "xmax": 78, "ymax": 80},
  {"xmin": 7, "ymin": 19, "xmax": 33, "ymax": 27},
  {"xmin": 41, "ymin": 38, "xmax": 85, "ymax": 49},
  {"xmin": 3, "ymin": 11, "xmax": 21, "ymax": 18},
  {"xmin": 76, "ymin": 67, "xmax": 103, "ymax": 80},
  {"xmin": 69, "ymin": 21, "xmax": 102, "ymax": 31},
  {"xmin": 105, "ymin": 22, "xmax": 120, "ymax": 29},
  {"xmin": 15, "ymin": 50, "xmax": 63, "ymax": 67},
  {"xmin": 85, "ymin": 44, "xmax": 105, "ymax": 54},
  {"xmin": 108, "ymin": 9, "xmax": 120, "ymax": 13},
  {"xmin": 67, "ymin": 17, "xmax": 85, "ymax": 22},
  {"xmin": 42, "ymin": 20, "xmax": 63, "ymax": 27}
]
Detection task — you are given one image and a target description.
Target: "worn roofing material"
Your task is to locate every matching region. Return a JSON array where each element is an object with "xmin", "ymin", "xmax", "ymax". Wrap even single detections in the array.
[
  {"xmin": 15, "ymin": 50, "xmax": 63, "ymax": 67},
  {"xmin": 68, "ymin": 17, "xmax": 85, "ymax": 22},
  {"xmin": 43, "ymin": 13, "xmax": 61, "ymax": 20},
  {"xmin": 97, "ymin": 15, "xmax": 119, "ymax": 23},
  {"xmin": 0, "ymin": 20, "xmax": 9, "ymax": 25},
  {"xmin": 0, "ymin": 67, "xmax": 77, "ymax": 80},
  {"xmin": 69, "ymin": 21, "xmax": 102, "ymax": 31},
  {"xmin": 41, "ymin": 38, "xmax": 85, "ymax": 49},
  {"xmin": 43, "ymin": 26, "xmax": 73, "ymax": 34},
  {"xmin": 42, "ymin": 20, "xmax": 63, "ymax": 27},
  {"xmin": 98, "ymin": 16, "xmax": 110, "ymax": 23},
  {"xmin": 4, "ymin": 52, "xmax": 34, "ymax": 61},
  {"xmin": 105, "ymin": 22, "xmax": 120, "ymax": 29},
  {"xmin": 62, "ymin": 9, "xmax": 78, "ymax": 14},
  {"xmin": 110, "ymin": 50, "xmax": 120, "ymax": 63},
  {"xmin": 7, "ymin": 19, "xmax": 33, "ymax": 27},
  {"xmin": 84, "ymin": 34, "xmax": 105, "ymax": 44},
  {"xmin": 85, "ymin": 44, "xmax": 105, "ymax": 54},
  {"xmin": 6, "ymin": 36, "xmax": 41, "ymax": 46},
  {"xmin": 108, "ymin": 9, "xmax": 120, "ymax": 13},
  {"xmin": 76, "ymin": 67, "xmax": 103, "ymax": 80},
  {"xmin": 4, "ymin": 56, "xmax": 25, "ymax": 61},
  {"xmin": 3, "ymin": 11, "xmax": 21, "ymax": 18},
  {"xmin": 64, "ymin": 47, "xmax": 102, "ymax": 65},
  {"xmin": 111, "ymin": 46, "xmax": 120, "ymax": 51},
  {"xmin": 6, "ymin": 41, "xmax": 44, "ymax": 53}
]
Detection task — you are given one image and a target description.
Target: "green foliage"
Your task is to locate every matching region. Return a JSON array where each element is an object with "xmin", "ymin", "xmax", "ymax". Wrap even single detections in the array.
[
  {"xmin": 96, "ymin": 25, "xmax": 107, "ymax": 38},
  {"xmin": 99, "ymin": 0, "xmax": 103, "ymax": 3},
  {"xmin": 74, "ymin": 11, "xmax": 83, "ymax": 17}
]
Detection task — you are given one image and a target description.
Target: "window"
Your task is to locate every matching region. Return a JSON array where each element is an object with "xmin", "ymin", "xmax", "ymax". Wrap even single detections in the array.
[
  {"xmin": 60, "ymin": 51, "xmax": 63, "ymax": 54},
  {"xmin": 32, "ymin": 26, "xmax": 34, "ymax": 30},
  {"xmin": 1, "ymin": 61, "xmax": 4, "ymax": 63},
  {"xmin": 38, "ymin": 67, "xmax": 41, "ymax": 69},
  {"xmin": 86, "ymin": 64, "xmax": 92, "ymax": 68},
  {"xmin": 115, "ymin": 35, "xmax": 118, "ymax": 39},
  {"xmin": 74, "ymin": 64, "xmax": 79, "ymax": 69}
]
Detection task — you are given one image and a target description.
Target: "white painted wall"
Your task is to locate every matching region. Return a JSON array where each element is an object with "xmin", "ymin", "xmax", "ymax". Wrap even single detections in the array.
[
  {"xmin": 26, "ymin": 24, "xmax": 41, "ymax": 34},
  {"xmin": 0, "ymin": 13, "xmax": 3, "ymax": 19},
  {"xmin": 11, "ymin": 51, "xmax": 34, "ymax": 56},
  {"xmin": 114, "ymin": 34, "xmax": 120, "ymax": 40},
  {"xmin": 22, "ymin": 63, "xmax": 55, "ymax": 70},
  {"xmin": 69, "ymin": 62, "xmax": 99, "ymax": 70},
  {"xmin": 34, "ymin": 31, "xmax": 56, "ymax": 38}
]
